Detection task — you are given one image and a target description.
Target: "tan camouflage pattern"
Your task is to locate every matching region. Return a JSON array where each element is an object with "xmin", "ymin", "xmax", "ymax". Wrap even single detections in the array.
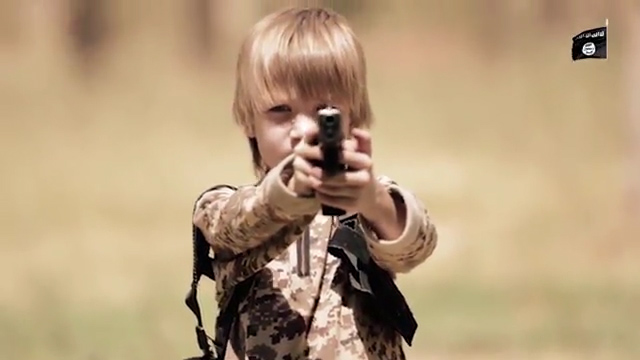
[{"xmin": 193, "ymin": 155, "xmax": 438, "ymax": 360}]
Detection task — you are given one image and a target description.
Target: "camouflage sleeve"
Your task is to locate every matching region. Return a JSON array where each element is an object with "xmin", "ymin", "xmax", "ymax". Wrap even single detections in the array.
[
  {"xmin": 193, "ymin": 154, "xmax": 321, "ymax": 256},
  {"xmin": 358, "ymin": 175, "xmax": 438, "ymax": 273}
]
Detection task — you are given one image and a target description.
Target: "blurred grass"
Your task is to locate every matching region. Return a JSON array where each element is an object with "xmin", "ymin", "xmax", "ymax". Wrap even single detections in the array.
[{"xmin": 1, "ymin": 8, "xmax": 638, "ymax": 360}]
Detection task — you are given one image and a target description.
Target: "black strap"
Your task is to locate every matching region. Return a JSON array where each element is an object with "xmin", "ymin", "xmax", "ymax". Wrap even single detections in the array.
[
  {"xmin": 329, "ymin": 217, "xmax": 418, "ymax": 346},
  {"xmin": 184, "ymin": 185, "xmax": 236, "ymax": 360}
]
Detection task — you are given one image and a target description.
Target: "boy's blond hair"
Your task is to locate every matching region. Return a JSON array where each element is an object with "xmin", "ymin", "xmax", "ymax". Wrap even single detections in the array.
[{"xmin": 232, "ymin": 7, "xmax": 373, "ymax": 174}]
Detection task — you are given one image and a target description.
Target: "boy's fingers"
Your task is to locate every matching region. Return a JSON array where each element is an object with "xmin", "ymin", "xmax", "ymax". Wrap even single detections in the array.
[
  {"xmin": 342, "ymin": 138, "xmax": 358, "ymax": 152},
  {"xmin": 341, "ymin": 150, "xmax": 372, "ymax": 170},
  {"xmin": 296, "ymin": 175, "xmax": 319, "ymax": 191},
  {"xmin": 295, "ymin": 143, "xmax": 323, "ymax": 161},
  {"xmin": 320, "ymin": 169, "xmax": 371, "ymax": 187},
  {"xmin": 352, "ymin": 128, "xmax": 372, "ymax": 156},
  {"xmin": 292, "ymin": 157, "xmax": 320, "ymax": 191},
  {"xmin": 293, "ymin": 156, "xmax": 323, "ymax": 180},
  {"xmin": 292, "ymin": 155, "xmax": 312, "ymax": 174},
  {"xmin": 313, "ymin": 184, "xmax": 359, "ymax": 198}
]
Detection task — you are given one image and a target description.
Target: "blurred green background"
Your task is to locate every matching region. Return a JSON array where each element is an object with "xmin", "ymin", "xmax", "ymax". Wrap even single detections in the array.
[{"xmin": 1, "ymin": 0, "xmax": 639, "ymax": 359}]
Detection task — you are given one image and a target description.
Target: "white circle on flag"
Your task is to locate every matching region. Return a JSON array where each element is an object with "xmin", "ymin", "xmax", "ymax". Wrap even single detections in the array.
[{"xmin": 582, "ymin": 42, "xmax": 596, "ymax": 56}]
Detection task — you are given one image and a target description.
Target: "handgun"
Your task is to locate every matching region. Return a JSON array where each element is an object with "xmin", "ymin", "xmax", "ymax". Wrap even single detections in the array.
[
  {"xmin": 315, "ymin": 107, "xmax": 346, "ymax": 217},
  {"xmin": 298, "ymin": 106, "xmax": 346, "ymax": 277}
]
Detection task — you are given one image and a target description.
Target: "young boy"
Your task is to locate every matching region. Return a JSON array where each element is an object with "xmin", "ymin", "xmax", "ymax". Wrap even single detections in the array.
[{"xmin": 192, "ymin": 6, "xmax": 437, "ymax": 360}]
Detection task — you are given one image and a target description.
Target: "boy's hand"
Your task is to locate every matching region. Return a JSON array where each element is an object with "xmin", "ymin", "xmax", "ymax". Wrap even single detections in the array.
[
  {"xmin": 294, "ymin": 126, "xmax": 405, "ymax": 239},
  {"xmin": 300, "ymin": 128, "xmax": 379, "ymax": 215},
  {"xmin": 287, "ymin": 119, "xmax": 320, "ymax": 197}
]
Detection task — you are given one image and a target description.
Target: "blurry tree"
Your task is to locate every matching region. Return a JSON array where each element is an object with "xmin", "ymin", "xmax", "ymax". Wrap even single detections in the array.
[{"xmin": 68, "ymin": 0, "xmax": 110, "ymax": 72}]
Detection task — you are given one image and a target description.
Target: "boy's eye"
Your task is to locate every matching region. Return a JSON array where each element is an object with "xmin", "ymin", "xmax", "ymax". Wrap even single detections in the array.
[{"xmin": 268, "ymin": 105, "xmax": 292, "ymax": 113}]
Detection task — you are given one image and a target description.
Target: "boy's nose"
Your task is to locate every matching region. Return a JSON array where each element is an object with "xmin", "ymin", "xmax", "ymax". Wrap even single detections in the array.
[{"xmin": 290, "ymin": 114, "xmax": 318, "ymax": 144}]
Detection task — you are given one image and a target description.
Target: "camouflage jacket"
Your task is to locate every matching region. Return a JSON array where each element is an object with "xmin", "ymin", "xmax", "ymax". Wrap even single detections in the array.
[{"xmin": 193, "ymin": 155, "xmax": 438, "ymax": 360}]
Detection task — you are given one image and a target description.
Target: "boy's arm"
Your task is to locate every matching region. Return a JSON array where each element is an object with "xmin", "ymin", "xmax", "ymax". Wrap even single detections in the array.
[
  {"xmin": 193, "ymin": 154, "xmax": 320, "ymax": 256},
  {"xmin": 358, "ymin": 176, "xmax": 438, "ymax": 274}
]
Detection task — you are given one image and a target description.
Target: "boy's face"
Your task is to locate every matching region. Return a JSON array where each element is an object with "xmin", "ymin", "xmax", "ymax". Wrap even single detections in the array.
[{"xmin": 249, "ymin": 97, "xmax": 351, "ymax": 171}]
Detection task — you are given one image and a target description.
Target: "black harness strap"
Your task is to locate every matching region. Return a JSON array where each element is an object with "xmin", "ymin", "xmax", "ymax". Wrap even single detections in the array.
[
  {"xmin": 328, "ymin": 217, "xmax": 418, "ymax": 346},
  {"xmin": 184, "ymin": 185, "xmax": 240, "ymax": 360}
]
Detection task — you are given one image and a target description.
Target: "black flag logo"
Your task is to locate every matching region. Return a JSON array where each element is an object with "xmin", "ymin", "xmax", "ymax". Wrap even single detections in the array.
[{"xmin": 572, "ymin": 25, "xmax": 607, "ymax": 61}]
